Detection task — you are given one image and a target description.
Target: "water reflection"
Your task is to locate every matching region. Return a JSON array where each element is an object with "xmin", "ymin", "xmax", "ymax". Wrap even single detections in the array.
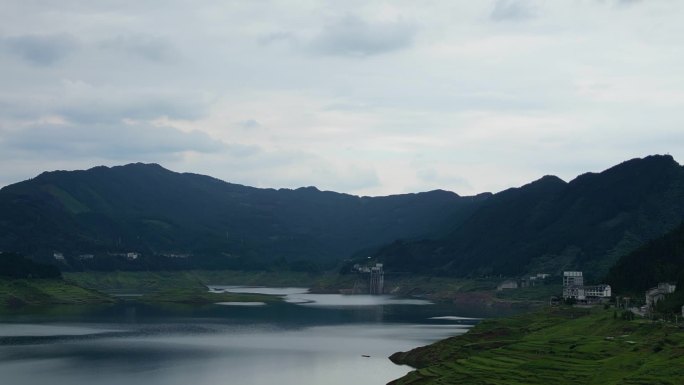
[
  {"xmin": 0, "ymin": 321, "xmax": 464, "ymax": 385},
  {"xmin": 209, "ymin": 285, "xmax": 433, "ymax": 307},
  {"xmin": 0, "ymin": 288, "xmax": 510, "ymax": 385}
]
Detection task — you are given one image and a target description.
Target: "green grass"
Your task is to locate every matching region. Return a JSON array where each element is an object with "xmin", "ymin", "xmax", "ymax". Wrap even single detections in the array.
[
  {"xmin": 0, "ymin": 278, "xmax": 113, "ymax": 308},
  {"xmin": 390, "ymin": 307, "xmax": 684, "ymax": 385},
  {"xmin": 64, "ymin": 271, "xmax": 209, "ymax": 293},
  {"xmin": 139, "ymin": 288, "xmax": 279, "ymax": 304}
]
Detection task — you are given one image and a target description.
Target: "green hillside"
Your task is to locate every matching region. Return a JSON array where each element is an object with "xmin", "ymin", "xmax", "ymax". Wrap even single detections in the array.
[
  {"xmin": 389, "ymin": 307, "xmax": 684, "ymax": 385},
  {"xmin": 606, "ymin": 222, "xmax": 684, "ymax": 314}
]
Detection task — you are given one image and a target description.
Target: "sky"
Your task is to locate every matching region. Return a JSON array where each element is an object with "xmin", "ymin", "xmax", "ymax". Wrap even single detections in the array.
[{"xmin": 1, "ymin": 0, "xmax": 683, "ymax": 196}]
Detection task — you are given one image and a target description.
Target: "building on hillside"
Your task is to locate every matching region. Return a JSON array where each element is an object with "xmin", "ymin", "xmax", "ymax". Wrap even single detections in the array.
[
  {"xmin": 369, "ymin": 263, "xmax": 384, "ymax": 295},
  {"xmin": 53, "ymin": 252, "xmax": 65, "ymax": 261},
  {"xmin": 645, "ymin": 283, "xmax": 677, "ymax": 309},
  {"xmin": 562, "ymin": 271, "xmax": 611, "ymax": 303},
  {"xmin": 563, "ymin": 271, "xmax": 584, "ymax": 287},
  {"xmin": 126, "ymin": 252, "xmax": 140, "ymax": 260},
  {"xmin": 497, "ymin": 280, "xmax": 518, "ymax": 291}
]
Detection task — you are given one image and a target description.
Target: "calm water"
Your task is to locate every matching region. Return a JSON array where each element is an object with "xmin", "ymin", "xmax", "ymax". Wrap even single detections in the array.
[{"xmin": 0, "ymin": 287, "xmax": 512, "ymax": 385}]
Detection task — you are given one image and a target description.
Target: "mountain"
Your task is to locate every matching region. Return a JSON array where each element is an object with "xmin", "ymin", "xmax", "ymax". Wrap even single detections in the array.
[
  {"xmin": 371, "ymin": 155, "xmax": 684, "ymax": 279},
  {"xmin": 0, "ymin": 163, "xmax": 487, "ymax": 269}
]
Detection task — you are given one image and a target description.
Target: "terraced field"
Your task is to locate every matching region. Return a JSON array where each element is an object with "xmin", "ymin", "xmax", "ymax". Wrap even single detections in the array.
[{"xmin": 390, "ymin": 307, "xmax": 684, "ymax": 385}]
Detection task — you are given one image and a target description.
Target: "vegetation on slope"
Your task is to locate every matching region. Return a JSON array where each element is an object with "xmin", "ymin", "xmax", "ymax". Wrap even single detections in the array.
[
  {"xmin": 0, "ymin": 279, "xmax": 112, "ymax": 308},
  {"xmin": 0, "ymin": 252, "xmax": 61, "ymax": 279},
  {"xmin": 606, "ymin": 221, "xmax": 684, "ymax": 315},
  {"xmin": 65, "ymin": 270, "xmax": 329, "ymax": 293},
  {"xmin": 607, "ymin": 221, "xmax": 684, "ymax": 295},
  {"xmin": 0, "ymin": 252, "xmax": 110, "ymax": 308},
  {"xmin": 389, "ymin": 307, "xmax": 684, "ymax": 385},
  {"xmin": 65, "ymin": 271, "xmax": 290, "ymax": 304}
]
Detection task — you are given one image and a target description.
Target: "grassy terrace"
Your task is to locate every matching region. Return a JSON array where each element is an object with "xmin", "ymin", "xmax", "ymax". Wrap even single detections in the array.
[
  {"xmin": 390, "ymin": 307, "xmax": 684, "ymax": 385},
  {"xmin": 0, "ymin": 279, "xmax": 113, "ymax": 308}
]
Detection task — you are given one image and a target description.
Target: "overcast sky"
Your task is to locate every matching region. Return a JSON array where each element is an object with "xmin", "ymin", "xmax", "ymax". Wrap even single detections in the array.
[{"xmin": 1, "ymin": 0, "xmax": 683, "ymax": 196}]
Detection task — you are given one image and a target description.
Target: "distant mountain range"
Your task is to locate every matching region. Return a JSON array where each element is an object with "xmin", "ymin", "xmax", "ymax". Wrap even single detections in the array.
[
  {"xmin": 0, "ymin": 163, "xmax": 487, "ymax": 269},
  {"xmin": 370, "ymin": 155, "xmax": 684, "ymax": 280},
  {"xmin": 2, "ymin": 155, "xmax": 683, "ymax": 277}
]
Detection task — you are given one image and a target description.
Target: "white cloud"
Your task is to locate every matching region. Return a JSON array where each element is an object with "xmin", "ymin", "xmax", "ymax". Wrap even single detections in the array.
[
  {"xmin": 97, "ymin": 35, "xmax": 180, "ymax": 63},
  {"xmin": 0, "ymin": 1, "xmax": 683, "ymax": 196},
  {"xmin": 2, "ymin": 33, "xmax": 79, "ymax": 65},
  {"xmin": 308, "ymin": 15, "xmax": 417, "ymax": 57},
  {"xmin": 490, "ymin": 0, "xmax": 538, "ymax": 22},
  {"xmin": 1, "ymin": 122, "xmax": 225, "ymax": 160}
]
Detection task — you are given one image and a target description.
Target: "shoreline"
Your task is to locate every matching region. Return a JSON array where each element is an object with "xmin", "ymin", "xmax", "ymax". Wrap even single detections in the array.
[{"xmin": 4, "ymin": 270, "xmax": 556, "ymax": 310}]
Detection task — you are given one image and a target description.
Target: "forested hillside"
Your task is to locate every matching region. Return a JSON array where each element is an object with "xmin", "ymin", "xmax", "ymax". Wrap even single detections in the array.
[
  {"xmin": 606, "ymin": 222, "xmax": 684, "ymax": 294},
  {"xmin": 371, "ymin": 155, "xmax": 684, "ymax": 279}
]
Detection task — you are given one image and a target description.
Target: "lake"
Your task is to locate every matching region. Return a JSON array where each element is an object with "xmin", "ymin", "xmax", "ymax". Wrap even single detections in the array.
[{"xmin": 0, "ymin": 286, "xmax": 511, "ymax": 385}]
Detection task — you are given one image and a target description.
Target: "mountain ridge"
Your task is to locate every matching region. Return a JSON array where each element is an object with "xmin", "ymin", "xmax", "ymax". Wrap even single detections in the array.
[
  {"xmin": 2, "ymin": 155, "xmax": 683, "ymax": 276},
  {"xmin": 0, "ymin": 162, "xmax": 485, "ymax": 269},
  {"xmin": 370, "ymin": 155, "xmax": 684, "ymax": 279}
]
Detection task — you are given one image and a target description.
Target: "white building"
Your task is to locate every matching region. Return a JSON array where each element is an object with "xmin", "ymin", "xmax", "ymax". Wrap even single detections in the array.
[
  {"xmin": 563, "ymin": 285, "xmax": 611, "ymax": 301},
  {"xmin": 645, "ymin": 283, "xmax": 676, "ymax": 308},
  {"xmin": 585, "ymin": 284, "xmax": 612, "ymax": 298},
  {"xmin": 562, "ymin": 271, "xmax": 611, "ymax": 302}
]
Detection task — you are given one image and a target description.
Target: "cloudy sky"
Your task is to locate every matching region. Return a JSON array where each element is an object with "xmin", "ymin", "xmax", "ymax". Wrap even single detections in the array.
[{"xmin": 1, "ymin": 0, "xmax": 683, "ymax": 196}]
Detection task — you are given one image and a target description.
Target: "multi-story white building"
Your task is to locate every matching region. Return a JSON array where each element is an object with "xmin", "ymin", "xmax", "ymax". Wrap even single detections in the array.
[{"xmin": 562, "ymin": 271, "xmax": 611, "ymax": 302}]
